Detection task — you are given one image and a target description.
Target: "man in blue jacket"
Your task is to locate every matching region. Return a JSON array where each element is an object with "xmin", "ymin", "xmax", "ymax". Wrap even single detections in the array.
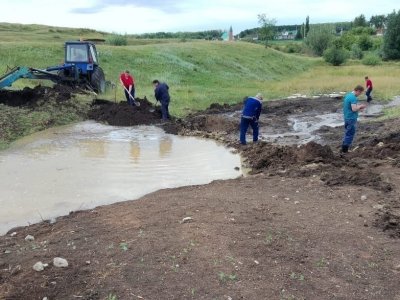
[
  {"xmin": 341, "ymin": 85, "xmax": 366, "ymax": 153},
  {"xmin": 240, "ymin": 93, "xmax": 263, "ymax": 145},
  {"xmin": 153, "ymin": 79, "xmax": 170, "ymax": 120}
]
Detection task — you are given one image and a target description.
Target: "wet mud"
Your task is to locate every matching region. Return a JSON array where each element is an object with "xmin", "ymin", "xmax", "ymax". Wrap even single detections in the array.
[{"xmin": 1, "ymin": 86, "xmax": 400, "ymax": 299}]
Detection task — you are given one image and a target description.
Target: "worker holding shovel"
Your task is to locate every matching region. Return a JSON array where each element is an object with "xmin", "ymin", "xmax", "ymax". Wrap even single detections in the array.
[
  {"xmin": 153, "ymin": 79, "xmax": 170, "ymax": 121},
  {"xmin": 119, "ymin": 70, "xmax": 139, "ymax": 106}
]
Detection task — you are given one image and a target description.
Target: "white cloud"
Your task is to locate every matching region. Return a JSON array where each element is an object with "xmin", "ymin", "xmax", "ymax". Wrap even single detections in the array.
[{"xmin": 0, "ymin": 0, "xmax": 397, "ymax": 34}]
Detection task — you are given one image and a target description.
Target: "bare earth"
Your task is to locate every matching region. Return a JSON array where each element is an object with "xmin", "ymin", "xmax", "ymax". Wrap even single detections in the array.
[{"xmin": 1, "ymin": 92, "xmax": 400, "ymax": 300}]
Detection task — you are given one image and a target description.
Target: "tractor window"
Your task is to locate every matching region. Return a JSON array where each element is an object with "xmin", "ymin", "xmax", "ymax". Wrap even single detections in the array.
[
  {"xmin": 89, "ymin": 45, "xmax": 98, "ymax": 64},
  {"xmin": 66, "ymin": 44, "xmax": 88, "ymax": 62}
]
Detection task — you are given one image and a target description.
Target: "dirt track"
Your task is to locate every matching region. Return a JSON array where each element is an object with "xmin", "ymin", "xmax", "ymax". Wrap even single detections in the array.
[{"xmin": 1, "ymin": 87, "xmax": 400, "ymax": 299}]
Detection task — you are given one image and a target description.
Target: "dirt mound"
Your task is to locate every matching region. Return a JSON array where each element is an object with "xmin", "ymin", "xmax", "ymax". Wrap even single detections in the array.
[
  {"xmin": 242, "ymin": 141, "xmax": 335, "ymax": 172},
  {"xmin": 178, "ymin": 114, "xmax": 238, "ymax": 133},
  {"xmin": 296, "ymin": 141, "xmax": 335, "ymax": 163},
  {"xmin": 374, "ymin": 211, "xmax": 400, "ymax": 238},
  {"xmin": 88, "ymin": 97, "xmax": 163, "ymax": 126},
  {"xmin": 320, "ymin": 168, "xmax": 393, "ymax": 192},
  {"xmin": 0, "ymin": 85, "xmax": 72, "ymax": 107}
]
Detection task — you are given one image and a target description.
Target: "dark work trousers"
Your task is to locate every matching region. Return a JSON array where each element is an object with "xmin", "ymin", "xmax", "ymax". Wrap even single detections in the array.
[
  {"xmin": 161, "ymin": 101, "xmax": 170, "ymax": 120},
  {"xmin": 240, "ymin": 117, "xmax": 259, "ymax": 145},
  {"xmin": 124, "ymin": 88, "xmax": 135, "ymax": 106},
  {"xmin": 366, "ymin": 88, "xmax": 373, "ymax": 102},
  {"xmin": 342, "ymin": 118, "xmax": 357, "ymax": 148}
]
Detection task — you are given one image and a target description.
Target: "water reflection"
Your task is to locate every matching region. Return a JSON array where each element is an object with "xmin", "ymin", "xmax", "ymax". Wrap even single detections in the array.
[
  {"xmin": 79, "ymin": 139, "xmax": 108, "ymax": 159},
  {"xmin": 159, "ymin": 136, "xmax": 172, "ymax": 158},
  {"xmin": 0, "ymin": 121, "xmax": 242, "ymax": 234},
  {"xmin": 129, "ymin": 140, "xmax": 141, "ymax": 163}
]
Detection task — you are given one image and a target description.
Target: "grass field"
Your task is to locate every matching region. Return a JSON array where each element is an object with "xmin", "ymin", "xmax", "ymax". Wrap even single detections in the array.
[{"xmin": 1, "ymin": 22, "xmax": 400, "ymax": 116}]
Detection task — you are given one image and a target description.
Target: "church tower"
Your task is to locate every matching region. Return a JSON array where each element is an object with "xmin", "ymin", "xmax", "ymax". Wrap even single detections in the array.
[{"xmin": 229, "ymin": 26, "xmax": 233, "ymax": 41}]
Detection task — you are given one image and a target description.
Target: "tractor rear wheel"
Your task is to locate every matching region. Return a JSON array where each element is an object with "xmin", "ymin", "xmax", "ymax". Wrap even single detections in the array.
[{"xmin": 91, "ymin": 67, "xmax": 106, "ymax": 93}]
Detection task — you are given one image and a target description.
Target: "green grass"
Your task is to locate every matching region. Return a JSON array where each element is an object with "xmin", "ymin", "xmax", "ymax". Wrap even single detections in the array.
[{"xmin": 1, "ymin": 22, "xmax": 400, "ymax": 127}]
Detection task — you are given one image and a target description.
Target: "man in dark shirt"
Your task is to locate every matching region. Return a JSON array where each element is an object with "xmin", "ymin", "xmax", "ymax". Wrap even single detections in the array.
[
  {"xmin": 153, "ymin": 80, "xmax": 170, "ymax": 120},
  {"xmin": 240, "ymin": 93, "xmax": 263, "ymax": 145}
]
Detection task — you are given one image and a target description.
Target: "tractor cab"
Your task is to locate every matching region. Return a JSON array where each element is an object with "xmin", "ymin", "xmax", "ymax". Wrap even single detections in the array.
[
  {"xmin": 64, "ymin": 42, "xmax": 99, "ymax": 74},
  {"xmin": 55, "ymin": 41, "xmax": 105, "ymax": 93}
]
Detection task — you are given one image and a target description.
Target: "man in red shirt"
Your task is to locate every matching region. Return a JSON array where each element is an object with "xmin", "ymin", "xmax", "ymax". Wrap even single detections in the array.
[
  {"xmin": 120, "ymin": 70, "xmax": 135, "ymax": 106},
  {"xmin": 365, "ymin": 76, "xmax": 373, "ymax": 102}
]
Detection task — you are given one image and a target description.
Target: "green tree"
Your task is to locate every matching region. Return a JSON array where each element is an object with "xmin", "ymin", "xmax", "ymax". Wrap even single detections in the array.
[
  {"xmin": 305, "ymin": 27, "xmax": 334, "ymax": 56},
  {"xmin": 295, "ymin": 27, "xmax": 303, "ymax": 40},
  {"xmin": 369, "ymin": 15, "xmax": 387, "ymax": 29},
  {"xmin": 350, "ymin": 43, "xmax": 363, "ymax": 59},
  {"xmin": 353, "ymin": 14, "xmax": 368, "ymax": 27},
  {"xmin": 305, "ymin": 16, "xmax": 310, "ymax": 37},
  {"xmin": 383, "ymin": 10, "xmax": 400, "ymax": 60},
  {"xmin": 358, "ymin": 34, "xmax": 373, "ymax": 51},
  {"xmin": 257, "ymin": 14, "xmax": 276, "ymax": 46},
  {"xmin": 300, "ymin": 23, "xmax": 305, "ymax": 39}
]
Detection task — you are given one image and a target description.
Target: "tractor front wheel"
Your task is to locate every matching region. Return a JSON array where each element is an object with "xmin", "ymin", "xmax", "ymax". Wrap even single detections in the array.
[{"xmin": 91, "ymin": 67, "xmax": 106, "ymax": 94}]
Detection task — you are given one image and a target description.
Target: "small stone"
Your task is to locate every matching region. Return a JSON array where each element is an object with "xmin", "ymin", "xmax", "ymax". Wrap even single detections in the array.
[
  {"xmin": 254, "ymin": 260, "xmax": 260, "ymax": 265},
  {"xmin": 373, "ymin": 204, "xmax": 384, "ymax": 210},
  {"xmin": 294, "ymin": 201, "xmax": 300, "ymax": 204},
  {"xmin": 11, "ymin": 265, "xmax": 21, "ymax": 275},
  {"xmin": 377, "ymin": 142, "xmax": 384, "ymax": 147},
  {"xmin": 25, "ymin": 235, "xmax": 35, "ymax": 241},
  {"xmin": 86, "ymin": 261, "xmax": 91, "ymax": 265},
  {"xmin": 53, "ymin": 257, "xmax": 68, "ymax": 268},
  {"xmin": 394, "ymin": 264, "xmax": 400, "ymax": 270},
  {"xmin": 4, "ymin": 250, "xmax": 11, "ymax": 254},
  {"xmin": 33, "ymin": 262, "xmax": 48, "ymax": 272},
  {"xmin": 234, "ymin": 167, "xmax": 240, "ymax": 171},
  {"xmin": 180, "ymin": 217, "xmax": 193, "ymax": 224},
  {"xmin": 361, "ymin": 195, "xmax": 367, "ymax": 201},
  {"xmin": 10, "ymin": 232, "xmax": 17, "ymax": 237},
  {"xmin": 43, "ymin": 297, "xmax": 49, "ymax": 300}
]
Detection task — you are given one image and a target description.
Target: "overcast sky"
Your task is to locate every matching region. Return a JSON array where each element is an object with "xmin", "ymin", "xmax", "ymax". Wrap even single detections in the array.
[{"xmin": 0, "ymin": 0, "xmax": 397, "ymax": 34}]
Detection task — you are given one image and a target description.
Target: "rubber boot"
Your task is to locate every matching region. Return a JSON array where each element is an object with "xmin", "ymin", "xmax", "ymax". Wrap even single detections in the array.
[{"xmin": 341, "ymin": 145, "xmax": 349, "ymax": 153}]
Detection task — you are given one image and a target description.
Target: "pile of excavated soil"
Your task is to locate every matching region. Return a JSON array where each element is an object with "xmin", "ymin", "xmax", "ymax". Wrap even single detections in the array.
[
  {"xmin": 0, "ymin": 85, "xmax": 72, "ymax": 107},
  {"xmin": 88, "ymin": 97, "xmax": 164, "ymax": 126}
]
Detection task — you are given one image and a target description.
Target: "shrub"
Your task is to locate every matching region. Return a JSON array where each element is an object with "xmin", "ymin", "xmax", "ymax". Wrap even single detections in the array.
[
  {"xmin": 106, "ymin": 34, "xmax": 127, "ymax": 46},
  {"xmin": 305, "ymin": 28, "xmax": 334, "ymax": 56},
  {"xmin": 285, "ymin": 43, "xmax": 303, "ymax": 54},
  {"xmin": 338, "ymin": 32, "xmax": 358, "ymax": 50},
  {"xmin": 350, "ymin": 44, "xmax": 363, "ymax": 59},
  {"xmin": 323, "ymin": 46, "xmax": 348, "ymax": 66},
  {"xmin": 358, "ymin": 34, "xmax": 373, "ymax": 51},
  {"xmin": 372, "ymin": 37, "xmax": 383, "ymax": 51},
  {"xmin": 362, "ymin": 53, "xmax": 382, "ymax": 65},
  {"xmin": 383, "ymin": 10, "xmax": 400, "ymax": 60}
]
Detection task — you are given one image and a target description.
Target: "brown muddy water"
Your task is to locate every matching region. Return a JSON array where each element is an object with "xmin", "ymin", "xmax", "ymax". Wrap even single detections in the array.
[{"xmin": 0, "ymin": 121, "xmax": 243, "ymax": 234}]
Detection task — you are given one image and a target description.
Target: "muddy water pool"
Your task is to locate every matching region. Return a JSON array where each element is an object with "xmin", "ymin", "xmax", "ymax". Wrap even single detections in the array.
[{"xmin": 0, "ymin": 121, "xmax": 242, "ymax": 234}]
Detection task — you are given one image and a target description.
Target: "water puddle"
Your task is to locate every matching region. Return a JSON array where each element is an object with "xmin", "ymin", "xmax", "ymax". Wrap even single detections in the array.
[
  {"xmin": 259, "ymin": 99, "xmax": 398, "ymax": 145},
  {"xmin": 260, "ymin": 112, "xmax": 343, "ymax": 144},
  {"xmin": 0, "ymin": 121, "xmax": 242, "ymax": 234}
]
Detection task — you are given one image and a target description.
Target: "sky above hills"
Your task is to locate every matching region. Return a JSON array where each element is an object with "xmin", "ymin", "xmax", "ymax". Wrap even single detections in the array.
[{"xmin": 0, "ymin": 0, "xmax": 397, "ymax": 34}]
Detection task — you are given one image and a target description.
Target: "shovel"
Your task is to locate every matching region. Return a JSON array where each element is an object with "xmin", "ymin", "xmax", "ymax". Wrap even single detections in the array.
[
  {"xmin": 123, "ymin": 86, "xmax": 140, "ymax": 107},
  {"xmin": 149, "ymin": 99, "xmax": 158, "ymax": 113}
]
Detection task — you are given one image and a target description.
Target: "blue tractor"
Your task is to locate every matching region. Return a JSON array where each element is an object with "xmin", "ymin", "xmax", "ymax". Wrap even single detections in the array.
[{"xmin": 0, "ymin": 41, "xmax": 106, "ymax": 93}]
